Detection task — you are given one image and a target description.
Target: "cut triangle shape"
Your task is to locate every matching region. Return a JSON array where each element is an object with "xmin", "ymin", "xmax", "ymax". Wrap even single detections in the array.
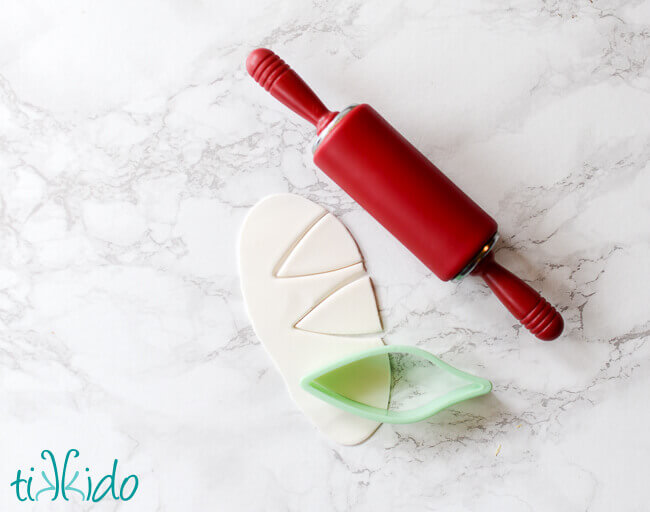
[
  {"xmin": 276, "ymin": 213, "xmax": 362, "ymax": 277},
  {"xmin": 300, "ymin": 345, "xmax": 492, "ymax": 424},
  {"xmin": 295, "ymin": 276, "xmax": 383, "ymax": 335}
]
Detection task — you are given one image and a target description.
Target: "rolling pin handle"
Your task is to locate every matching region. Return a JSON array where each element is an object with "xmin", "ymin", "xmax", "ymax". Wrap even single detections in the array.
[
  {"xmin": 472, "ymin": 253, "xmax": 564, "ymax": 340},
  {"xmin": 246, "ymin": 48, "xmax": 337, "ymax": 133}
]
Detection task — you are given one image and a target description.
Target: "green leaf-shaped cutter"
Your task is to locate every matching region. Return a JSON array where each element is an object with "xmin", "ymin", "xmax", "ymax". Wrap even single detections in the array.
[{"xmin": 300, "ymin": 345, "xmax": 492, "ymax": 424}]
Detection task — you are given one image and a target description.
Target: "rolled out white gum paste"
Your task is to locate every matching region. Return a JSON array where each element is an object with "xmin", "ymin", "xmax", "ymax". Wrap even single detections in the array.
[{"xmin": 239, "ymin": 194, "xmax": 390, "ymax": 445}]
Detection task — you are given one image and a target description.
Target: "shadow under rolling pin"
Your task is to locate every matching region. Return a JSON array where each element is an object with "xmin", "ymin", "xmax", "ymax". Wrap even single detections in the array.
[{"xmin": 246, "ymin": 48, "xmax": 563, "ymax": 341}]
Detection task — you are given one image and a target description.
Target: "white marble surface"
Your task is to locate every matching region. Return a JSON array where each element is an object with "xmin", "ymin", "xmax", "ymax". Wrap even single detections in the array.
[{"xmin": 1, "ymin": 0, "xmax": 649, "ymax": 510}]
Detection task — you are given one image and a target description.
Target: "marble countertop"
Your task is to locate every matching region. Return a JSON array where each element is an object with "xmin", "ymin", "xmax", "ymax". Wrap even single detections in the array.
[{"xmin": 2, "ymin": 1, "xmax": 649, "ymax": 510}]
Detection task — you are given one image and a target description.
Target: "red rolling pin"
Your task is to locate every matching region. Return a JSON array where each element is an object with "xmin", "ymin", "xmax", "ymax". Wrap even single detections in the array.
[{"xmin": 246, "ymin": 48, "xmax": 563, "ymax": 341}]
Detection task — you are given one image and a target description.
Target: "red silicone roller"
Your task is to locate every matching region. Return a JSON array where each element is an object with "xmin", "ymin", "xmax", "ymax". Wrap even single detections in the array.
[{"xmin": 246, "ymin": 48, "xmax": 563, "ymax": 341}]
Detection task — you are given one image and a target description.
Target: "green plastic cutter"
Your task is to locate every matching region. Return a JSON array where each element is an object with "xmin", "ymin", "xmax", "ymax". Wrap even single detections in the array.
[{"xmin": 300, "ymin": 345, "xmax": 492, "ymax": 424}]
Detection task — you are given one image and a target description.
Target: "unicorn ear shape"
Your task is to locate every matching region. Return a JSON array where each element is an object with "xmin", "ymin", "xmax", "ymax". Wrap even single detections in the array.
[
  {"xmin": 295, "ymin": 276, "xmax": 383, "ymax": 335},
  {"xmin": 276, "ymin": 213, "xmax": 362, "ymax": 277},
  {"xmin": 300, "ymin": 345, "xmax": 492, "ymax": 424}
]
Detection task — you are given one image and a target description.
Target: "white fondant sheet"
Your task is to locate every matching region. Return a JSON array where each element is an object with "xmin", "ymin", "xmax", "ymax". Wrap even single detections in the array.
[{"xmin": 239, "ymin": 194, "xmax": 390, "ymax": 445}]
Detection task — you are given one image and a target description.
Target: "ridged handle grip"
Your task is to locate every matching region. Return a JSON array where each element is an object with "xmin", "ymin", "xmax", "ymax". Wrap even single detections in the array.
[
  {"xmin": 246, "ymin": 48, "xmax": 337, "ymax": 134},
  {"xmin": 472, "ymin": 253, "xmax": 563, "ymax": 340}
]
